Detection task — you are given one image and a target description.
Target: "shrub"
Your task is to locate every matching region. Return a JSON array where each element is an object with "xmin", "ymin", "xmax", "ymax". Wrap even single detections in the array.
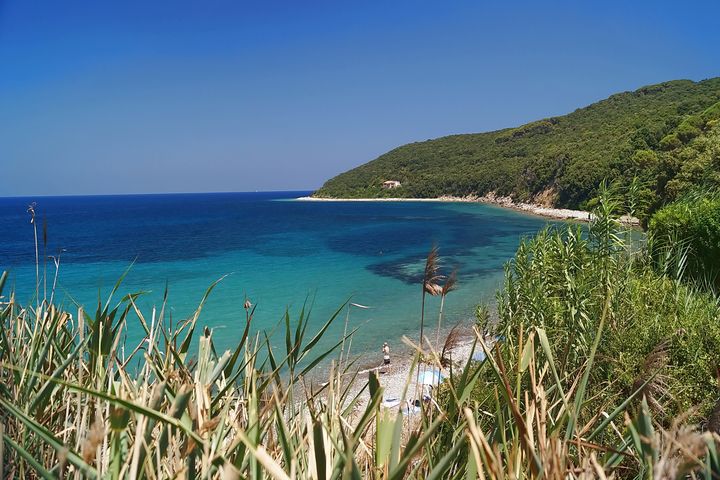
[
  {"xmin": 631, "ymin": 148, "xmax": 659, "ymax": 168},
  {"xmin": 493, "ymin": 193, "xmax": 720, "ymax": 429},
  {"xmin": 701, "ymin": 101, "xmax": 720, "ymax": 123},
  {"xmin": 649, "ymin": 191, "xmax": 720, "ymax": 290},
  {"xmin": 676, "ymin": 122, "xmax": 702, "ymax": 143},
  {"xmin": 660, "ymin": 133, "xmax": 682, "ymax": 150}
]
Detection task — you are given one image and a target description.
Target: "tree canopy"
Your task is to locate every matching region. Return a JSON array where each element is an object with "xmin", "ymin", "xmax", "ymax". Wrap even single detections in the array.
[{"xmin": 315, "ymin": 77, "xmax": 720, "ymax": 216}]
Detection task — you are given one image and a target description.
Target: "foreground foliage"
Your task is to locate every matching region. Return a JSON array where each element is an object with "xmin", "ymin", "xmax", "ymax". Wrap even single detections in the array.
[
  {"xmin": 493, "ymin": 191, "xmax": 720, "ymax": 428},
  {"xmin": 2, "ymin": 199, "xmax": 720, "ymax": 478},
  {"xmin": 649, "ymin": 190, "xmax": 720, "ymax": 291}
]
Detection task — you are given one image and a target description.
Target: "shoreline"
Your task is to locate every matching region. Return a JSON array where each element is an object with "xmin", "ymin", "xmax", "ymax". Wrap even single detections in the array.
[
  {"xmin": 341, "ymin": 330, "xmax": 481, "ymax": 414},
  {"xmin": 306, "ymin": 322, "xmax": 482, "ymax": 415},
  {"xmin": 296, "ymin": 194, "xmax": 640, "ymax": 226}
]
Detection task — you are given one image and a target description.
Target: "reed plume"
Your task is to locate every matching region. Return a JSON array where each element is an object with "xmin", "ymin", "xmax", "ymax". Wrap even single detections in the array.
[
  {"xmin": 435, "ymin": 269, "xmax": 457, "ymax": 348},
  {"xmin": 27, "ymin": 202, "xmax": 39, "ymax": 315},
  {"xmin": 420, "ymin": 245, "xmax": 443, "ymax": 351},
  {"xmin": 440, "ymin": 323, "xmax": 462, "ymax": 368}
]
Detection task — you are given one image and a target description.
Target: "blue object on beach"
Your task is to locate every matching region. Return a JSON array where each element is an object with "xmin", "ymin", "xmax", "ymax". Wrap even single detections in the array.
[
  {"xmin": 418, "ymin": 369, "xmax": 446, "ymax": 385},
  {"xmin": 472, "ymin": 350, "xmax": 487, "ymax": 362},
  {"xmin": 400, "ymin": 402, "xmax": 421, "ymax": 416}
]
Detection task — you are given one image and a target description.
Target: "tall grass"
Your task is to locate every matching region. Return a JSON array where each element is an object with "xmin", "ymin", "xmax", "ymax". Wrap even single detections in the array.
[{"xmin": 2, "ymin": 195, "xmax": 720, "ymax": 479}]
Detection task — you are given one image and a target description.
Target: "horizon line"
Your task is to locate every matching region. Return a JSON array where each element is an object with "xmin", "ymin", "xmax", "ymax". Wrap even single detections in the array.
[{"xmin": 0, "ymin": 189, "xmax": 317, "ymax": 200}]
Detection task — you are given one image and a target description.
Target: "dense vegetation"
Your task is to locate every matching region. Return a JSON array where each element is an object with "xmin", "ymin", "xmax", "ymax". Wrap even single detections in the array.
[
  {"xmin": 492, "ymin": 192, "xmax": 720, "ymax": 430},
  {"xmin": 3, "ymin": 195, "xmax": 720, "ymax": 478},
  {"xmin": 649, "ymin": 191, "xmax": 720, "ymax": 290},
  {"xmin": 315, "ymin": 77, "xmax": 720, "ymax": 215}
]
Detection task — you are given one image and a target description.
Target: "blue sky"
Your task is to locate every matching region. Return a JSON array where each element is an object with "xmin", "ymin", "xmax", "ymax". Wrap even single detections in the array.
[{"xmin": 1, "ymin": 1, "xmax": 719, "ymax": 196}]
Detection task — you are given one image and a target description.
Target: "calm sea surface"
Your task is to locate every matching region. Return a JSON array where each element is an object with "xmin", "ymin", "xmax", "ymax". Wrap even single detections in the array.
[{"xmin": 0, "ymin": 192, "xmax": 555, "ymax": 356}]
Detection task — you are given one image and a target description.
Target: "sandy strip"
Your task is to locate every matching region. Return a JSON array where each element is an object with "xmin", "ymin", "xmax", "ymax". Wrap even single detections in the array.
[
  {"xmin": 296, "ymin": 194, "xmax": 640, "ymax": 226},
  {"xmin": 297, "ymin": 196, "xmax": 454, "ymax": 203},
  {"xmin": 336, "ymin": 332, "xmax": 482, "ymax": 414}
]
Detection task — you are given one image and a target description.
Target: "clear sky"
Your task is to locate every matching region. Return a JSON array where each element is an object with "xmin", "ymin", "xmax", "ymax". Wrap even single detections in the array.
[{"xmin": 1, "ymin": 1, "xmax": 719, "ymax": 196}]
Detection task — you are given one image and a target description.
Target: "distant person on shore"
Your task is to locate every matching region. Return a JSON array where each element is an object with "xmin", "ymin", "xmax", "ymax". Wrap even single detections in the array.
[{"xmin": 382, "ymin": 342, "xmax": 390, "ymax": 366}]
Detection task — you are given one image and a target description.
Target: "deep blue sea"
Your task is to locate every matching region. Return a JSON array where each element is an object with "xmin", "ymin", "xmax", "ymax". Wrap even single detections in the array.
[{"xmin": 0, "ymin": 191, "xmax": 555, "ymax": 357}]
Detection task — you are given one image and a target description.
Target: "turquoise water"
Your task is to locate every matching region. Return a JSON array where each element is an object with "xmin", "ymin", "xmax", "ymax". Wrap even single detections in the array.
[{"xmin": 0, "ymin": 192, "xmax": 555, "ymax": 356}]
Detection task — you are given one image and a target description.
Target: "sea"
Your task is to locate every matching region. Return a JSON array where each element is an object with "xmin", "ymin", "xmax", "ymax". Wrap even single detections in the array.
[{"xmin": 0, "ymin": 191, "xmax": 555, "ymax": 359}]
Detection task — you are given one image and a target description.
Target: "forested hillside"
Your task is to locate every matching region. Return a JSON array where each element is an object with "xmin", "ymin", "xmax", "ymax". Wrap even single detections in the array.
[{"xmin": 315, "ymin": 77, "xmax": 720, "ymax": 214}]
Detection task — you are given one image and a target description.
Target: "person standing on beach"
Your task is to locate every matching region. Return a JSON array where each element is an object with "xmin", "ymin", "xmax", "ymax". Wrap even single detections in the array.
[{"xmin": 382, "ymin": 342, "xmax": 390, "ymax": 366}]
